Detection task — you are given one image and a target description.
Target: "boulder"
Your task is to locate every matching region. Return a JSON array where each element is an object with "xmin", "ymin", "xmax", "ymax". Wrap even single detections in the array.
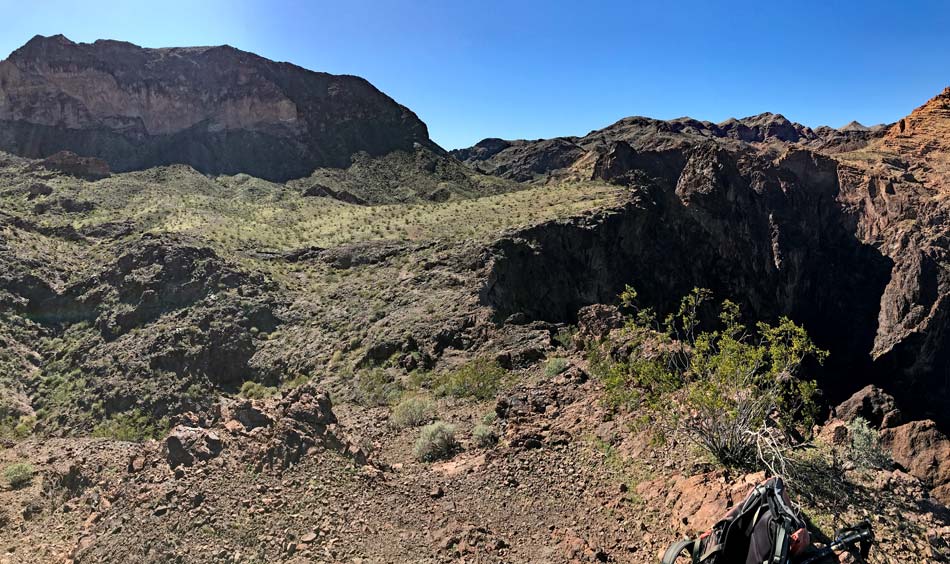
[
  {"xmin": 833, "ymin": 385, "xmax": 902, "ymax": 429},
  {"xmin": 818, "ymin": 419, "xmax": 851, "ymax": 447},
  {"xmin": 879, "ymin": 419, "xmax": 950, "ymax": 503},
  {"xmin": 221, "ymin": 400, "xmax": 272, "ymax": 430},
  {"xmin": 164, "ymin": 426, "xmax": 223, "ymax": 468},
  {"xmin": 574, "ymin": 304, "xmax": 624, "ymax": 346}
]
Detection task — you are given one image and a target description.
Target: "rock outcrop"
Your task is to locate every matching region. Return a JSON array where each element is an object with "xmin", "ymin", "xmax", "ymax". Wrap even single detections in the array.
[
  {"xmin": 832, "ymin": 385, "xmax": 903, "ymax": 429},
  {"xmin": 160, "ymin": 385, "xmax": 369, "ymax": 471},
  {"xmin": 0, "ymin": 35, "xmax": 435, "ymax": 181},
  {"xmin": 880, "ymin": 419, "xmax": 950, "ymax": 504},
  {"xmin": 30, "ymin": 150, "xmax": 111, "ymax": 180}
]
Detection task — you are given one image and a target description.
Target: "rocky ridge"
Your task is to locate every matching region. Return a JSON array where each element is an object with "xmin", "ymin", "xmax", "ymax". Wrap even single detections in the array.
[{"xmin": 451, "ymin": 112, "xmax": 889, "ymax": 182}]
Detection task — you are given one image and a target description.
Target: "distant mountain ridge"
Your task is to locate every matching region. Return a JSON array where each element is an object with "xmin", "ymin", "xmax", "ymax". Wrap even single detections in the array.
[
  {"xmin": 0, "ymin": 35, "xmax": 438, "ymax": 181},
  {"xmin": 451, "ymin": 112, "xmax": 890, "ymax": 182}
]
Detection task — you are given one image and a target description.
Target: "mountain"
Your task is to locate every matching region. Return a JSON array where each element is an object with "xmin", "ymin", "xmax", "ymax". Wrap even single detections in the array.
[
  {"xmin": 451, "ymin": 112, "xmax": 890, "ymax": 182},
  {"xmin": 0, "ymin": 35, "xmax": 437, "ymax": 181}
]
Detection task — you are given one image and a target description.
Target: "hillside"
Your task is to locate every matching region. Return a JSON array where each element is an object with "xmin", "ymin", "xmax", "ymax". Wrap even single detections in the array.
[{"xmin": 0, "ymin": 37, "xmax": 948, "ymax": 564}]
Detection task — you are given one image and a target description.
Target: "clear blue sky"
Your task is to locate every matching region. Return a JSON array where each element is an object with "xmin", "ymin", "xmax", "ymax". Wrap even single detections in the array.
[{"xmin": 1, "ymin": 0, "xmax": 948, "ymax": 149}]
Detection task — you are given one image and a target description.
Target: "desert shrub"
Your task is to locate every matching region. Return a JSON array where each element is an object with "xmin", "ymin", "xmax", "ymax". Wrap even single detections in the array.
[
  {"xmin": 4, "ymin": 462, "xmax": 34, "ymax": 489},
  {"xmin": 92, "ymin": 409, "xmax": 168, "ymax": 442},
  {"xmin": 472, "ymin": 423, "xmax": 498, "ymax": 448},
  {"xmin": 239, "ymin": 381, "xmax": 278, "ymax": 399},
  {"xmin": 355, "ymin": 368, "xmax": 403, "ymax": 406},
  {"xmin": 0, "ymin": 414, "xmax": 37, "ymax": 439},
  {"xmin": 553, "ymin": 326, "xmax": 577, "ymax": 349},
  {"xmin": 846, "ymin": 417, "xmax": 891, "ymax": 470},
  {"xmin": 13, "ymin": 415, "xmax": 36, "ymax": 438},
  {"xmin": 591, "ymin": 286, "xmax": 826, "ymax": 470},
  {"xmin": 281, "ymin": 374, "xmax": 310, "ymax": 390},
  {"xmin": 413, "ymin": 421, "xmax": 458, "ymax": 461},
  {"xmin": 435, "ymin": 358, "xmax": 509, "ymax": 400},
  {"xmin": 544, "ymin": 357, "xmax": 569, "ymax": 377},
  {"xmin": 390, "ymin": 395, "xmax": 436, "ymax": 429}
]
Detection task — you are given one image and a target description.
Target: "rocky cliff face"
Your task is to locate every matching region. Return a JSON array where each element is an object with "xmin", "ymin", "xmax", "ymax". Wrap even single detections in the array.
[
  {"xmin": 481, "ymin": 145, "xmax": 892, "ymax": 402},
  {"xmin": 479, "ymin": 86, "xmax": 950, "ymax": 424},
  {"xmin": 0, "ymin": 35, "xmax": 435, "ymax": 180}
]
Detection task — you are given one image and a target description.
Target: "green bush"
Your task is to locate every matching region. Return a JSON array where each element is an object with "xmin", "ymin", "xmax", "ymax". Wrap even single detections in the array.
[
  {"xmin": 355, "ymin": 368, "xmax": 403, "ymax": 406},
  {"xmin": 390, "ymin": 395, "xmax": 436, "ymax": 429},
  {"xmin": 544, "ymin": 357, "xmax": 569, "ymax": 377},
  {"xmin": 590, "ymin": 286, "xmax": 826, "ymax": 470},
  {"xmin": 92, "ymin": 409, "xmax": 168, "ymax": 442},
  {"xmin": 4, "ymin": 462, "xmax": 34, "ymax": 489},
  {"xmin": 846, "ymin": 417, "xmax": 891, "ymax": 470},
  {"xmin": 472, "ymin": 423, "xmax": 498, "ymax": 448},
  {"xmin": 0, "ymin": 414, "xmax": 37, "ymax": 439},
  {"xmin": 413, "ymin": 421, "xmax": 458, "ymax": 461},
  {"xmin": 239, "ymin": 381, "xmax": 278, "ymax": 399},
  {"xmin": 435, "ymin": 358, "xmax": 509, "ymax": 400},
  {"xmin": 553, "ymin": 326, "xmax": 577, "ymax": 349},
  {"xmin": 13, "ymin": 415, "xmax": 36, "ymax": 438}
]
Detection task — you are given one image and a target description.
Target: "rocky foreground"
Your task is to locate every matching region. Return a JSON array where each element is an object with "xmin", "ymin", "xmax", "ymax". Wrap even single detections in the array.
[{"xmin": 0, "ymin": 36, "xmax": 948, "ymax": 562}]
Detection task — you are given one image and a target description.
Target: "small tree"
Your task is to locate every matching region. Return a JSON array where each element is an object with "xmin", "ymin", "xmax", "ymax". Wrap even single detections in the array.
[{"xmin": 593, "ymin": 286, "xmax": 826, "ymax": 469}]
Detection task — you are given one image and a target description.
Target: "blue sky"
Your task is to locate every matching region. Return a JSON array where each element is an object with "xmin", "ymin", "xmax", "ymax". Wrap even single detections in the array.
[{"xmin": 1, "ymin": 0, "xmax": 948, "ymax": 149}]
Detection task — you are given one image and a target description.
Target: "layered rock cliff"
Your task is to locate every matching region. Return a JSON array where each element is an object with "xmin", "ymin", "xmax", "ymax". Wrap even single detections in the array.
[{"xmin": 0, "ymin": 35, "xmax": 436, "ymax": 180}]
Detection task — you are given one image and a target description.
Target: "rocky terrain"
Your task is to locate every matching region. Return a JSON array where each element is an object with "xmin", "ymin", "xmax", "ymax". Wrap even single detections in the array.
[{"xmin": 0, "ymin": 36, "xmax": 948, "ymax": 563}]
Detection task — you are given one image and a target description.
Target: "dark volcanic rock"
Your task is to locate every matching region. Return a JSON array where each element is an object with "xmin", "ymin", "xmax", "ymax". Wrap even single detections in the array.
[
  {"xmin": 833, "ymin": 385, "xmax": 902, "ymax": 429},
  {"xmin": 481, "ymin": 145, "xmax": 893, "ymax": 403},
  {"xmin": 452, "ymin": 113, "xmax": 888, "ymax": 183},
  {"xmin": 30, "ymin": 151, "xmax": 111, "ymax": 180},
  {"xmin": 0, "ymin": 35, "xmax": 436, "ymax": 181},
  {"xmin": 164, "ymin": 426, "xmax": 223, "ymax": 468}
]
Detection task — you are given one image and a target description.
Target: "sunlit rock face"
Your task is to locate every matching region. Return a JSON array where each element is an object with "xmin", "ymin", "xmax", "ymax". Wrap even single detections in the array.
[{"xmin": 0, "ymin": 34, "xmax": 435, "ymax": 180}]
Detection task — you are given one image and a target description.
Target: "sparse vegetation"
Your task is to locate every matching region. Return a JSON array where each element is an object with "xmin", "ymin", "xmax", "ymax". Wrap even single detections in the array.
[
  {"xmin": 4, "ymin": 462, "xmax": 34, "ymax": 489},
  {"xmin": 239, "ymin": 381, "xmax": 279, "ymax": 399},
  {"xmin": 472, "ymin": 423, "xmax": 498, "ymax": 447},
  {"xmin": 544, "ymin": 357, "xmax": 569, "ymax": 377},
  {"xmin": 390, "ymin": 395, "xmax": 436, "ymax": 429},
  {"xmin": 91, "ymin": 409, "xmax": 169, "ymax": 442},
  {"xmin": 435, "ymin": 357, "xmax": 509, "ymax": 400},
  {"xmin": 413, "ymin": 421, "xmax": 459, "ymax": 461},
  {"xmin": 846, "ymin": 417, "xmax": 891, "ymax": 470},
  {"xmin": 355, "ymin": 368, "xmax": 403, "ymax": 406},
  {"xmin": 553, "ymin": 326, "xmax": 576, "ymax": 349}
]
